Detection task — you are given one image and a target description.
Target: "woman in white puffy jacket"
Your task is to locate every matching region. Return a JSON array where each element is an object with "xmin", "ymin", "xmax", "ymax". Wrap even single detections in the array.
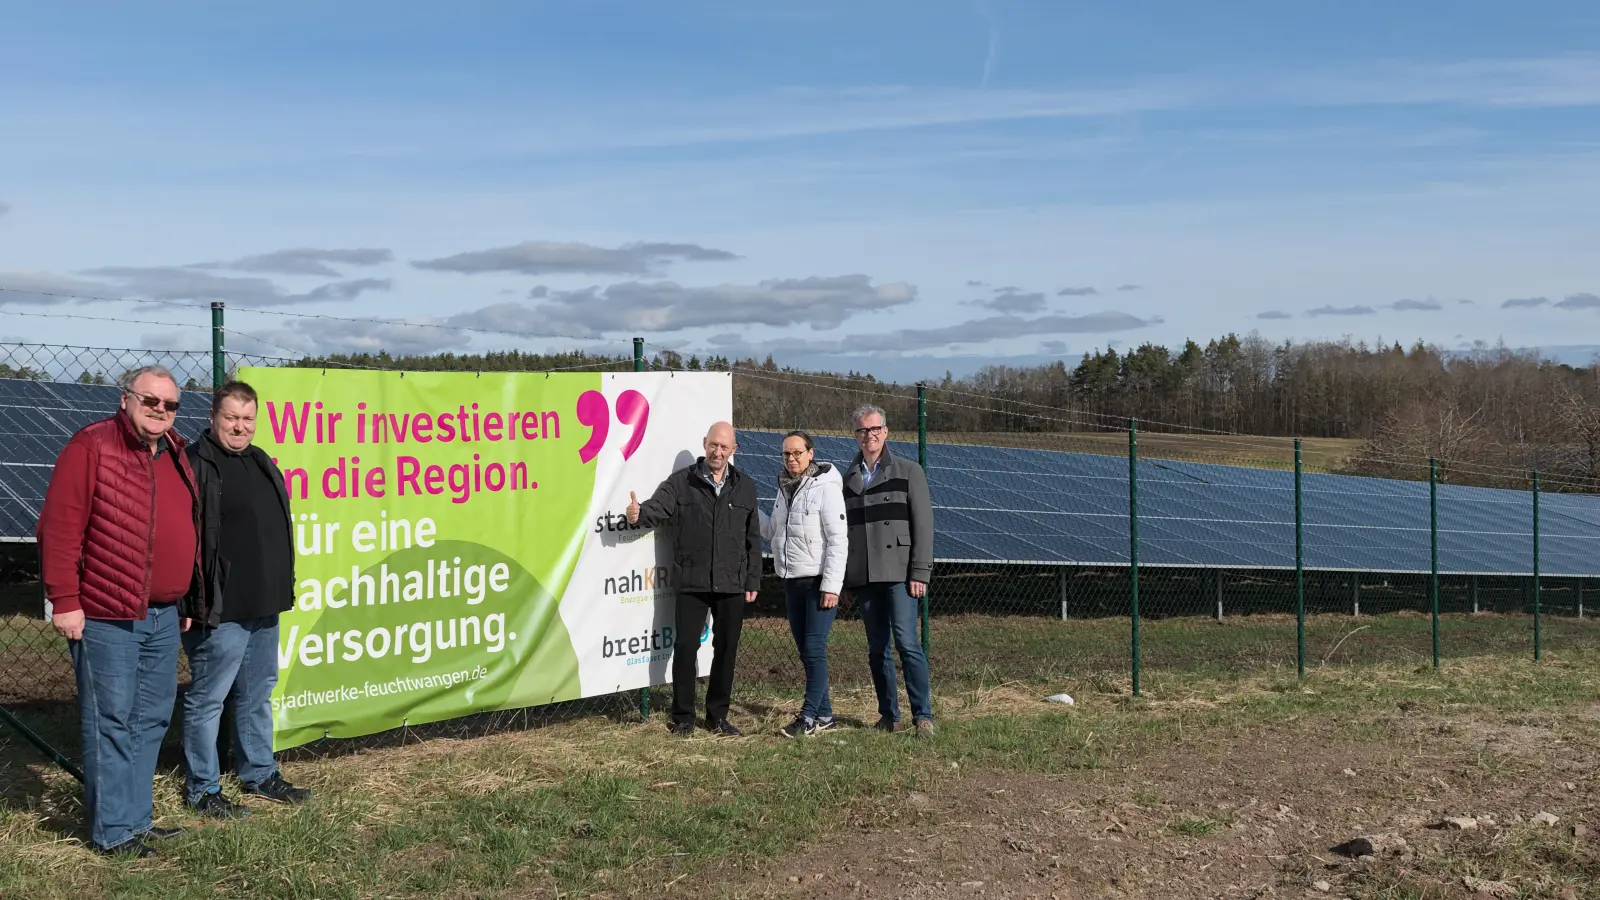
[{"xmin": 759, "ymin": 430, "xmax": 848, "ymax": 738}]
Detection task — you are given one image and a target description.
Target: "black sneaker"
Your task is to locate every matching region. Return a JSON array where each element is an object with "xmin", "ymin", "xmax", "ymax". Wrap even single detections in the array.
[
  {"xmin": 779, "ymin": 716, "xmax": 811, "ymax": 739},
  {"xmin": 242, "ymin": 773, "xmax": 311, "ymax": 805},
  {"xmin": 189, "ymin": 791, "xmax": 251, "ymax": 819},
  {"xmin": 668, "ymin": 721, "xmax": 695, "ymax": 736},
  {"xmin": 873, "ymin": 716, "xmax": 906, "ymax": 733},
  {"xmin": 143, "ymin": 825, "xmax": 185, "ymax": 840},
  {"xmin": 705, "ymin": 718, "xmax": 743, "ymax": 737},
  {"xmin": 807, "ymin": 717, "xmax": 837, "ymax": 736},
  {"xmin": 95, "ymin": 838, "xmax": 155, "ymax": 858}
]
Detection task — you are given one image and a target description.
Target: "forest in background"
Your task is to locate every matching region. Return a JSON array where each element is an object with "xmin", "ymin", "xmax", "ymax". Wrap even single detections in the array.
[{"xmin": 235, "ymin": 334, "xmax": 1600, "ymax": 493}]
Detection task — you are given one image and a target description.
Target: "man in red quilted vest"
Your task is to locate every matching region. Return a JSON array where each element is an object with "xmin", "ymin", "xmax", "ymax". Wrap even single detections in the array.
[{"xmin": 38, "ymin": 364, "xmax": 201, "ymax": 857}]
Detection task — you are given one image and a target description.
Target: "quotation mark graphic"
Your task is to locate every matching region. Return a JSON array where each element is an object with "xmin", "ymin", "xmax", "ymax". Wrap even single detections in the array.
[{"xmin": 576, "ymin": 390, "xmax": 650, "ymax": 464}]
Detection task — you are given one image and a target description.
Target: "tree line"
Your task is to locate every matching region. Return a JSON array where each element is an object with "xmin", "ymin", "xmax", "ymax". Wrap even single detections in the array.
[{"xmin": 298, "ymin": 334, "xmax": 1600, "ymax": 492}]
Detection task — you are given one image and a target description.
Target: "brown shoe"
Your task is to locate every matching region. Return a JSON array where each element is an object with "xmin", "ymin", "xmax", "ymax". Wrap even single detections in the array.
[
  {"xmin": 873, "ymin": 716, "xmax": 906, "ymax": 733},
  {"xmin": 915, "ymin": 719, "xmax": 935, "ymax": 739}
]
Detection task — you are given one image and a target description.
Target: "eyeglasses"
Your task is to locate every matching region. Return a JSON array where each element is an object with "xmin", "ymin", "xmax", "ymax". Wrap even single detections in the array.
[
  {"xmin": 126, "ymin": 389, "xmax": 180, "ymax": 414},
  {"xmin": 781, "ymin": 449, "xmax": 810, "ymax": 458},
  {"xmin": 853, "ymin": 425, "xmax": 886, "ymax": 438}
]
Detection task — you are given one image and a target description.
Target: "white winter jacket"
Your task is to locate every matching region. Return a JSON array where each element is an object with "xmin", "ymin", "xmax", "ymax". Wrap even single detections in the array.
[{"xmin": 759, "ymin": 462, "xmax": 849, "ymax": 595}]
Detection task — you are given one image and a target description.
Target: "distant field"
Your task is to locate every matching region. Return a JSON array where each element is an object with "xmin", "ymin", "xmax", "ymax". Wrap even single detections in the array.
[
  {"xmin": 934, "ymin": 431, "xmax": 1362, "ymax": 471},
  {"xmin": 745, "ymin": 428, "xmax": 1364, "ymax": 472}
]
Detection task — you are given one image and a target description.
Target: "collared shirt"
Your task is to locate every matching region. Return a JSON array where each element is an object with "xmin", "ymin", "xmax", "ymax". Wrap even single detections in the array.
[
  {"xmin": 697, "ymin": 460, "xmax": 728, "ymax": 497},
  {"xmin": 860, "ymin": 456, "xmax": 883, "ymax": 488}
]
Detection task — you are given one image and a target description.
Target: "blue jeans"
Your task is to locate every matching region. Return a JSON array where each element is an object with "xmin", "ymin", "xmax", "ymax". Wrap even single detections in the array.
[
  {"xmin": 783, "ymin": 578, "xmax": 837, "ymax": 722},
  {"xmin": 181, "ymin": 616, "xmax": 281, "ymax": 803},
  {"xmin": 70, "ymin": 602, "xmax": 180, "ymax": 851},
  {"xmin": 855, "ymin": 582, "xmax": 933, "ymax": 723}
]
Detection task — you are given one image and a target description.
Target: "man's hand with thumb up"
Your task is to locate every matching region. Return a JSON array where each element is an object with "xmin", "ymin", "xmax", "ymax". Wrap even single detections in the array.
[{"xmin": 626, "ymin": 491, "xmax": 641, "ymax": 524}]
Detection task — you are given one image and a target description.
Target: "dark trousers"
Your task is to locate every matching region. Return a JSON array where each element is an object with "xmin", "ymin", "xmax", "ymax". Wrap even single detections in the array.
[{"xmin": 672, "ymin": 591, "xmax": 745, "ymax": 725}]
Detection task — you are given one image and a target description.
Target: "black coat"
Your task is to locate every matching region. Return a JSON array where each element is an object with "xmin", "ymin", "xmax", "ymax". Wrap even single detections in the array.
[
  {"xmin": 635, "ymin": 459, "xmax": 762, "ymax": 595},
  {"xmin": 180, "ymin": 431, "xmax": 295, "ymax": 626}
]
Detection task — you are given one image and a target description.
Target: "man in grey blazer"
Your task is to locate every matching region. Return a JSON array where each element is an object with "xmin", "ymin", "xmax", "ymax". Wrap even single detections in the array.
[{"xmin": 841, "ymin": 404, "xmax": 935, "ymax": 737}]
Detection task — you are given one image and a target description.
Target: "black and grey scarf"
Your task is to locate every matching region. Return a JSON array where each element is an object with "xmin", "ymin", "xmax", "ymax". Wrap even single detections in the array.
[{"xmin": 779, "ymin": 461, "xmax": 820, "ymax": 501}]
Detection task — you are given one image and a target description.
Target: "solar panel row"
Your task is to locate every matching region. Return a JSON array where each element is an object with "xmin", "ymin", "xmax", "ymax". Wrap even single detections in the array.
[
  {"xmin": 0, "ymin": 380, "xmax": 208, "ymax": 541},
  {"xmin": 1, "ymin": 379, "xmax": 1595, "ymax": 578},
  {"xmin": 733, "ymin": 431, "xmax": 1600, "ymax": 578}
]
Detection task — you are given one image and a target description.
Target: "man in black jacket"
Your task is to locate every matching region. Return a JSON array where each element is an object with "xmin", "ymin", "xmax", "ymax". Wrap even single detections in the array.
[
  {"xmin": 179, "ymin": 381, "xmax": 310, "ymax": 817},
  {"xmin": 626, "ymin": 421, "xmax": 761, "ymax": 736}
]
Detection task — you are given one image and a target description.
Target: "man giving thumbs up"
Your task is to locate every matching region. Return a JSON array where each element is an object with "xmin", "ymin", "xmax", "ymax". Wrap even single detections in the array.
[{"xmin": 626, "ymin": 422, "xmax": 761, "ymax": 737}]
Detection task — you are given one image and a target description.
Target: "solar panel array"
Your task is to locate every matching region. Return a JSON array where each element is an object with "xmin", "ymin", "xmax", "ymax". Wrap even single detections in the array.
[
  {"xmin": 2, "ymin": 378, "xmax": 1595, "ymax": 578},
  {"xmin": 0, "ymin": 380, "xmax": 208, "ymax": 540},
  {"xmin": 733, "ymin": 431, "xmax": 1600, "ymax": 578}
]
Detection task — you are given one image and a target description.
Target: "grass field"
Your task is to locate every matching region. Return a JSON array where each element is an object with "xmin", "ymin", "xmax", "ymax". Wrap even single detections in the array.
[
  {"xmin": 744, "ymin": 428, "xmax": 1365, "ymax": 473},
  {"xmin": 927, "ymin": 431, "xmax": 1365, "ymax": 472},
  {"xmin": 3, "ymin": 612, "xmax": 1597, "ymax": 899}
]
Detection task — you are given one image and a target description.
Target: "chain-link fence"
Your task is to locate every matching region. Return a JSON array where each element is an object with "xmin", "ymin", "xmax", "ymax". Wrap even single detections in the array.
[{"xmin": 2, "ymin": 339, "xmax": 1598, "ymax": 782}]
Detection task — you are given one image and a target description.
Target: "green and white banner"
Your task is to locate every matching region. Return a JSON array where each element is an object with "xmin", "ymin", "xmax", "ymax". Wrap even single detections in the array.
[{"xmin": 242, "ymin": 368, "xmax": 731, "ymax": 749}]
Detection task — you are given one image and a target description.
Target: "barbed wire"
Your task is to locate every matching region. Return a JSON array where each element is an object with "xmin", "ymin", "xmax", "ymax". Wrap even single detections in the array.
[
  {"xmin": 0, "ymin": 308, "xmax": 212, "ymax": 331},
  {"xmin": 0, "ymin": 288, "xmax": 1326, "ymax": 439},
  {"xmin": 0, "ymin": 323, "xmax": 1594, "ymax": 492},
  {"xmin": 723, "ymin": 361, "xmax": 1243, "ymax": 436}
]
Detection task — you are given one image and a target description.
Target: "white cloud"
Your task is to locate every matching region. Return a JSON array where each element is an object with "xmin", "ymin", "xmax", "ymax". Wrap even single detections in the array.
[
  {"xmin": 1389, "ymin": 298, "xmax": 1444, "ymax": 311},
  {"xmin": 412, "ymin": 241, "xmax": 739, "ymax": 276},
  {"xmin": 221, "ymin": 317, "xmax": 474, "ymax": 358},
  {"xmin": 79, "ymin": 266, "xmax": 392, "ymax": 307},
  {"xmin": 195, "ymin": 247, "xmax": 394, "ymax": 277},
  {"xmin": 452, "ymin": 275, "xmax": 917, "ymax": 337},
  {"xmin": 0, "ymin": 270, "xmax": 112, "ymax": 305},
  {"xmin": 1555, "ymin": 292, "xmax": 1600, "ymax": 310},
  {"xmin": 973, "ymin": 288, "xmax": 1047, "ymax": 314},
  {"xmin": 708, "ymin": 310, "xmax": 1155, "ymax": 357}
]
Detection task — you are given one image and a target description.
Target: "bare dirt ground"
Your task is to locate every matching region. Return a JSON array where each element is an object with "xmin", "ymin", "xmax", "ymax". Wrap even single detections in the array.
[{"xmin": 718, "ymin": 707, "xmax": 1600, "ymax": 900}]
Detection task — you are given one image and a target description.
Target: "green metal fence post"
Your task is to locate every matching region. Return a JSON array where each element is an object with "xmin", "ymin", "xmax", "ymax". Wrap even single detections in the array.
[
  {"xmin": 0, "ymin": 706, "xmax": 84, "ymax": 783},
  {"xmin": 917, "ymin": 382, "xmax": 930, "ymax": 657},
  {"xmin": 211, "ymin": 302, "xmax": 225, "ymax": 388},
  {"xmin": 634, "ymin": 337, "xmax": 650, "ymax": 721},
  {"xmin": 1533, "ymin": 471, "xmax": 1542, "ymax": 662},
  {"xmin": 1129, "ymin": 418, "xmax": 1141, "ymax": 698},
  {"xmin": 1294, "ymin": 439, "xmax": 1305, "ymax": 679},
  {"xmin": 211, "ymin": 300, "xmax": 234, "ymax": 766},
  {"xmin": 1429, "ymin": 457, "xmax": 1440, "ymax": 670}
]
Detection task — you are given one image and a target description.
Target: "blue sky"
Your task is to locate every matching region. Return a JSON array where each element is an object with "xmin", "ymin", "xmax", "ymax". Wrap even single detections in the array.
[{"xmin": 2, "ymin": 0, "xmax": 1599, "ymax": 378}]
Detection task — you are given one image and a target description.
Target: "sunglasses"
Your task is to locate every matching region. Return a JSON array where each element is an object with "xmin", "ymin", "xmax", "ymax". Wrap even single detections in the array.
[{"xmin": 126, "ymin": 389, "xmax": 180, "ymax": 414}]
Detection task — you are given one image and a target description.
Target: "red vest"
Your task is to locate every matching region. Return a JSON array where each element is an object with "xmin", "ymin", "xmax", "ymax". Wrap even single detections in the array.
[{"xmin": 37, "ymin": 410, "xmax": 202, "ymax": 620}]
